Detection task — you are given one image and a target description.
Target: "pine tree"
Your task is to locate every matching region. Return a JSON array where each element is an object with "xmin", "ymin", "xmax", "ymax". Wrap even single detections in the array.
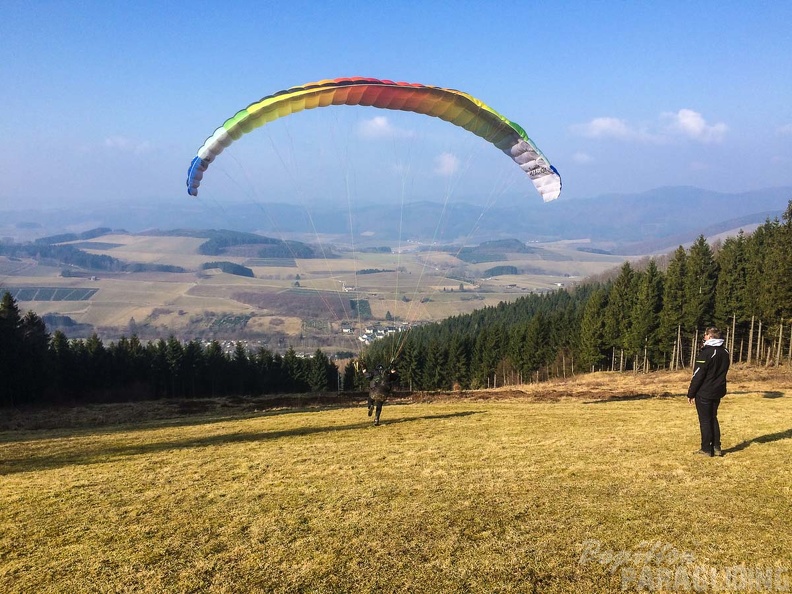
[
  {"xmin": 517, "ymin": 313, "xmax": 550, "ymax": 380},
  {"xmin": 578, "ymin": 287, "xmax": 608, "ymax": 371},
  {"xmin": 166, "ymin": 336, "xmax": 185, "ymax": 397},
  {"xmin": 743, "ymin": 220, "xmax": 774, "ymax": 320},
  {"xmin": 254, "ymin": 347, "xmax": 276, "ymax": 394},
  {"xmin": 127, "ymin": 335, "xmax": 148, "ymax": 384},
  {"xmin": 307, "ymin": 349, "xmax": 332, "ymax": 392},
  {"xmin": 601, "ymin": 262, "xmax": 636, "ymax": 364},
  {"xmin": 283, "ymin": 347, "xmax": 307, "ymax": 392},
  {"xmin": 658, "ymin": 246, "xmax": 687, "ymax": 356},
  {"xmin": 446, "ymin": 334, "xmax": 470, "ymax": 389},
  {"xmin": 714, "ymin": 232, "xmax": 749, "ymax": 329},
  {"xmin": 0, "ymin": 295, "xmax": 53, "ymax": 405},
  {"xmin": 19, "ymin": 310, "xmax": 51, "ymax": 404},
  {"xmin": 84, "ymin": 333, "xmax": 108, "ymax": 395},
  {"xmin": 627, "ymin": 260, "xmax": 664, "ymax": 369},
  {"xmin": 49, "ymin": 330, "xmax": 74, "ymax": 401},
  {"xmin": 204, "ymin": 340, "xmax": 227, "ymax": 396},
  {"xmin": 0, "ymin": 292, "xmax": 24, "ymax": 406},
  {"xmin": 271, "ymin": 352, "xmax": 287, "ymax": 393},
  {"xmin": 421, "ymin": 340, "xmax": 447, "ymax": 390},
  {"xmin": 683, "ymin": 236, "xmax": 718, "ymax": 333},
  {"xmin": 396, "ymin": 339, "xmax": 421, "ymax": 392},
  {"xmin": 232, "ymin": 342, "xmax": 252, "ymax": 395},
  {"xmin": 342, "ymin": 360, "xmax": 357, "ymax": 392},
  {"xmin": 471, "ymin": 324, "xmax": 503, "ymax": 388},
  {"xmin": 148, "ymin": 339, "xmax": 169, "ymax": 398},
  {"xmin": 759, "ymin": 201, "xmax": 792, "ymax": 322},
  {"xmin": 183, "ymin": 340, "xmax": 204, "ymax": 397}
]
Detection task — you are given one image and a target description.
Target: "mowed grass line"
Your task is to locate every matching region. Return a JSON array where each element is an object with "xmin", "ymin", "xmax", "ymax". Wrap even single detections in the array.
[{"xmin": 1, "ymin": 382, "xmax": 791, "ymax": 592}]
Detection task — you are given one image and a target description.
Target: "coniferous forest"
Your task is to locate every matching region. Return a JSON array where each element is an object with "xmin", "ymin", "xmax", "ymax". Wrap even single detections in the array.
[
  {"xmin": 2, "ymin": 202, "xmax": 791, "ymax": 408},
  {"xmin": 366, "ymin": 202, "xmax": 792, "ymax": 388}
]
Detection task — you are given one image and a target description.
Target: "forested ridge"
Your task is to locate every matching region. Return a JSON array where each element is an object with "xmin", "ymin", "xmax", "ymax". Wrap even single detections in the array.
[
  {"xmin": 0, "ymin": 310, "xmax": 342, "ymax": 407},
  {"xmin": 2, "ymin": 202, "xmax": 791, "ymax": 407},
  {"xmin": 370, "ymin": 201, "xmax": 792, "ymax": 388}
]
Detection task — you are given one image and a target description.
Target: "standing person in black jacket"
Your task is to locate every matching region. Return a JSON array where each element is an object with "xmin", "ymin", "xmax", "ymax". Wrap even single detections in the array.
[{"xmin": 687, "ymin": 327, "xmax": 730, "ymax": 457}]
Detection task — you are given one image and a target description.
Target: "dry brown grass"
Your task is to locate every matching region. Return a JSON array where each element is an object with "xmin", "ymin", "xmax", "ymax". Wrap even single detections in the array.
[
  {"xmin": 1, "ymin": 369, "xmax": 791, "ymax": 592},
  {"xmin": 419, "ymin": 364, "xmax": 792, "ymax": 404}
]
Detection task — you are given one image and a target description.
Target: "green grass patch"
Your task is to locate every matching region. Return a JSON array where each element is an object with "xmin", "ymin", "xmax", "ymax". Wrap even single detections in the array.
[
  {"xmin": 244, "ymin": 258, "xmax": 297, "ymax": 267},
  {"xmin": 68, "ymin": 242, "xmax": 124, "ymax": 250},
  {"xmin": 5, "ymin": 287, "xmax": 98, "ymax": 302},
  {"xmin": 1, "ymin": 373, "xmax": 790, "ymax": 592}
]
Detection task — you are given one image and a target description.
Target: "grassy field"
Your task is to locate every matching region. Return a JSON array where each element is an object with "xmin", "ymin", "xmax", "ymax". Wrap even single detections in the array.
[{"xmin": 1, "ymin": 367, "xmax": 790, "ymax": 592}]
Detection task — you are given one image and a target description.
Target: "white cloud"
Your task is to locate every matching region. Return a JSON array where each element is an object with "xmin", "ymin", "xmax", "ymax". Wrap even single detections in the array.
[
  {"xmin": 573, "ymin": 117, "xmax": 635, "ymax": 139},
  {"xmin": 357, "ymin": 116, "xmax": 414, "ymax": 139},
  {"xmin": 434, "ymin": 152, "xmax": 460, "ymax": 176},
  {"xmin": 663, "ymin": 109, "xmax": 727, "ymax": 143},
  {"xmin": 572, "ymin": 151, "xmax": 593, "ymax": 164},
  {"xmin": 104, "ymin": 136, "xmax": 152, "ymax": 154},
  {"xmin": 572, "ymin": 109, "xmax": 727, "ymax": 144},
  {"xmin": 571, "ymin": 117, "xmax": 659, "ymax": 143},
  {"xmin": 778, "ymin": 124, "xmax": 792, "ymax": 136}
]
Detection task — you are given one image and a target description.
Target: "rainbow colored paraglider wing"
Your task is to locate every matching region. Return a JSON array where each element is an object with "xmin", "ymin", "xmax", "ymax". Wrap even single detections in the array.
[{"xmin": 186, "ymin": 77, "xmax": 561, "ymax": 202}]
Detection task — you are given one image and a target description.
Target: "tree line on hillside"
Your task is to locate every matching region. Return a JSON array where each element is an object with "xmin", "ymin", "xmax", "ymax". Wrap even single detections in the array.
[
  {"xmin": 2, "ymin": 201, "xmax": 791, "ymax": 406},
  {"xmin": 200, "ymin": 261, "xmax": 255, "ymax": 277},
  {"xmin": 367, "ymin": 201, "xmax": 792, "ymax": 389},
  {"xmin": 33, "ymin": 227, "xmax": 114, "ymax": 245},
  {"xmin": 0, "ymin": 243, "xmax": 185, "ymax": 274},
  {"xmin": 171, "ymin": 229, "xmax": 318, "ymax": 258},
  {"xmin": 0, "ymin": 292, "xmax": 341, "ymax": 408},
  {"xmin": 0, "ymin": 228, "xmax": 313, "ymax": 277}
]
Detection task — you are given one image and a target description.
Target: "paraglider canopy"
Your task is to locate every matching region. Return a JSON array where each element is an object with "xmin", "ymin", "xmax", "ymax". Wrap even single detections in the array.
[{"xmin": 186, "ymin": 77, "xmax": 561, "ymax": 202}]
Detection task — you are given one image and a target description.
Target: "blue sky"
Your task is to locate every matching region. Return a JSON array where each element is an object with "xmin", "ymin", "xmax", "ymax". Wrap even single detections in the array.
[{"xmin": 1, "ymin": 0, "xmax": 791, "ymax": 212}]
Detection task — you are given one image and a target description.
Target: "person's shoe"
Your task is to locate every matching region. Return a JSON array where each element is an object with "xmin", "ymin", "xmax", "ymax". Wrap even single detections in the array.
[
  {"xmin": 374, "ymin": 419, "xmax": 380, "ymax": 426},
  {"xmin": 713, "ymin": 448, "xmax": 723, "ymax": 457},
  {"xmin": 694, "ymin": 449, "xmax": 713, "ymax": 457},
  {"xmin": 367, "ymin": 404, "xmax": 373, "ymax": 417}
]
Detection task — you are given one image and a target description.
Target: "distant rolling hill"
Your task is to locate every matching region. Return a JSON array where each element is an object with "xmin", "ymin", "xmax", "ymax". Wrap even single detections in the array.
[{"xmin": 2, "ymin": 186, "xmax": 789, "ymax": 253}]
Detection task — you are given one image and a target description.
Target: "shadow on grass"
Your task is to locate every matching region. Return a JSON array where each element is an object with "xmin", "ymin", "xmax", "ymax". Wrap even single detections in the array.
[
  {"xmin": 762, "ymin": 391, "xmax": 784, "ymax": 399},
  {"xmin": 0, "ymin": 396, "xmax": 380, "ymax": 445},
  {"xmin": 723, "ymin": 427, "xmax": 792, "ymax": 455},
  {"xmin": 0, "ymin": 410, "xmax": 484, "ymax": 476}
]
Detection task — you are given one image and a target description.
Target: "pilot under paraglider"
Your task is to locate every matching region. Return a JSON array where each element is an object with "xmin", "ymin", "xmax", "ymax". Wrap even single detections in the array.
[{"xmin": 364, "ymin": 364, "xmax": 398, "ymax": 426}]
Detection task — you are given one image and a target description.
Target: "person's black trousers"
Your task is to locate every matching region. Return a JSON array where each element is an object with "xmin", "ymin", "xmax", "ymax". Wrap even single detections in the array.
[
  {"xmin": 367, "ymin": 397, "xmax": 383, "ymax": 422},
  {"xmin": 695, "ymin": 397, "xmax": 721, "ymax": 453}
]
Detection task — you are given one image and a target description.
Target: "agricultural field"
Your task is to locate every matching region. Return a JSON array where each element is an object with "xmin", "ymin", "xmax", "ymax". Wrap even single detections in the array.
[
  {"xmin": 1, "ymin": 367, "xmax": 790, "ymax": 592},
  {"xmin": 0, "ymin": 232, "xmax": 631, "ymax": 346},
  {"xmin": 3, "ymin": 287, "xmax": 97, "ymax": 302}
]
